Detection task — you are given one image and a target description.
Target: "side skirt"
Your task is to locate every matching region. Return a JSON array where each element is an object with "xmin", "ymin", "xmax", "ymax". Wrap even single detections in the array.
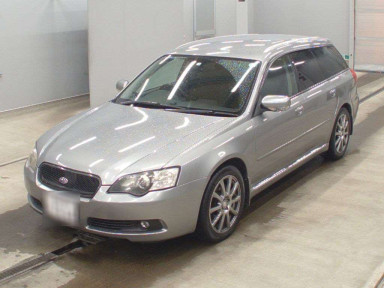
[{"xmin": 249, "ymin": 143, "xmax": 329, "ymax": 200}]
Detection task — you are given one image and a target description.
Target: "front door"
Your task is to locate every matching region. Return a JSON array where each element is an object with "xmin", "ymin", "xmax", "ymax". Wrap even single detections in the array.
[{"xmin": 249, "ymin": 55, "xmax": 307, "ymax": 186}]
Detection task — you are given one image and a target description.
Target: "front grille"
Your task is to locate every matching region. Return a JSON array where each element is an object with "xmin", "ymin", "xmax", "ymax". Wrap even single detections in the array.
[
  {"xmin": 87, "ymin": 218, "xmax": 164, "ymax": 233},
  {"xmin": 39, "ymin": 163, "xmax": 101, "ymax": 198}
]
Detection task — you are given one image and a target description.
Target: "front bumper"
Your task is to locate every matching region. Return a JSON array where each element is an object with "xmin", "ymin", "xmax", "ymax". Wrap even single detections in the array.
[{"xmin": 24, "ymin": 164, "xmax": 207, "ymax": 242}]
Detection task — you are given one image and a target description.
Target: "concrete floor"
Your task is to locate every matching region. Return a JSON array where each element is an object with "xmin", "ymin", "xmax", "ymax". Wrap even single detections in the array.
[
  {"xmin": 1, "ymin": 76, "xmax": 384, "ymax": 287},
  {"xmin": 0, "ymin": 96, "xmax": 89, "ymax": 165}
]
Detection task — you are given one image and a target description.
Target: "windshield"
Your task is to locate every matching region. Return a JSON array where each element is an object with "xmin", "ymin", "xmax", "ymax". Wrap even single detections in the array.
[{"xmin": 115, "ymin": 55, "xmax": 260, "ymax": 115}]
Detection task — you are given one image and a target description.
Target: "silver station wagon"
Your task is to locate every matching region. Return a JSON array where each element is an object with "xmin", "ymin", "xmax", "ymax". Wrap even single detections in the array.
[{"xmin": 25, "ymin": 35, "xmax": 359, "ymax": 242}]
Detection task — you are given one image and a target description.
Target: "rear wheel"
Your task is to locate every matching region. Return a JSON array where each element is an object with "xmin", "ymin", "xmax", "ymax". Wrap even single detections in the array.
[
  {"xmin": 196, "ymin": 166, "xmax": 245, "ymax": 243},
  {"xmin": 326, "ymin": 108, "xmax": 352, "ymax": 160}
]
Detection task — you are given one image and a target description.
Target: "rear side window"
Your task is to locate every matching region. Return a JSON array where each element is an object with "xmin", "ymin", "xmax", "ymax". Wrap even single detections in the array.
[
  {"xmin": 312, "ymin": 46, "xmax": 349, "ymax": 79},
  {"xmin": 289, "ymin": 49, "xmax": 325, "ymax": 91},
  {"xmin": 259, "ymin": 55, "xmax": 298, "ymax": 98}
]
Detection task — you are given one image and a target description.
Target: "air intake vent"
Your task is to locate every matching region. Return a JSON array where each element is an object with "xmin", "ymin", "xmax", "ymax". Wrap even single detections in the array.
[{"xmin": 87, "ymin": 218, "xmax": 164, "ymax": 233}]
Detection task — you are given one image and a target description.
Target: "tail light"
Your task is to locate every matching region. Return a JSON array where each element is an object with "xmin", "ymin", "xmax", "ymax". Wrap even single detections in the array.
[{"xmin": 350, "ymin": 69, "xmax": 358, "ymax": 84}]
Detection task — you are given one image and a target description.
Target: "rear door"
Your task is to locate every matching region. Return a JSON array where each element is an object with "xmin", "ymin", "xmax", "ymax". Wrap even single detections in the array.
[{"xmin": 288, "ymin": 47, "xmax": 342, "ymax": 151}]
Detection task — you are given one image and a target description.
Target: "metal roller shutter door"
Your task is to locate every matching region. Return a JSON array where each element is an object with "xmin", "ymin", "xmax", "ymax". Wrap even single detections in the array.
[{"xmin": 355, "ymin": 0, "xmax": 384, "ymax": 72}]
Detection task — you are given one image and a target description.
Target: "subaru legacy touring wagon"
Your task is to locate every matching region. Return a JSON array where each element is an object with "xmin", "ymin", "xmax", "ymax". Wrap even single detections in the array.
[{"xmin": 25, "ymin": 35, "xmax": 359, "ymax": 242}]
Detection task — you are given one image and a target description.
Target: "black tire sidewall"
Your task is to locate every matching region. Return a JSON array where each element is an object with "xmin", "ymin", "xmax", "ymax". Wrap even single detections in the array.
[{"xmin": 197, "ymin": 166, "xmax": 246, "ymax": 243}]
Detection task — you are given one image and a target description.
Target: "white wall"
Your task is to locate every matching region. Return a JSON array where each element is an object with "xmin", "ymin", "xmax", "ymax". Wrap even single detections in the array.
[
  {"xmin": 88, "ymin": 0, "xmax": 240, "ymax": 107},
  {"xmin": 0, "ymin": 0, "xmax": 89, "ymax": 112},
  {"xmin": 236, "ymin": 1, "xmax": 249, "ymax": 34},
  {"xmin": 184, "ymin": 0, "xmax": 195, "ymax": 43},
  {"xmin": 250, "ymin": 0, "xmax": 351, "ymax": 58},
  {"xmin": 88, "ymin": 0, "xmax": 192, "ymax": 107},
  {"xmin": 216, "ymin": 0, "xmax": 237, "ymax": 36}
]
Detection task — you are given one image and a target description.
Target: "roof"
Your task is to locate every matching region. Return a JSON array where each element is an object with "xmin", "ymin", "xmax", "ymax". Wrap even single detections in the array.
[{"xmin": 171, "ymin": 34, "xmax": 331, "ymax": 62}]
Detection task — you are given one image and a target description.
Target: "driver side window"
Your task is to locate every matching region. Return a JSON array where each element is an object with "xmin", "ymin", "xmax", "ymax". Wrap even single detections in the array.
[{"xmin": 259, "ymin": 55, "xmax": 298, "ymax": 99}]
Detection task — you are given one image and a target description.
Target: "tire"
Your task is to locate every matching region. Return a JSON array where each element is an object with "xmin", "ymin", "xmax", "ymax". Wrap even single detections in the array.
[
  {"xmin": 326, "ymin": 107, "xmax": 352, "ymax": 161},
  {"xmin": 196, "ymin": 166, "xmax": 245, "ymax": 243}
]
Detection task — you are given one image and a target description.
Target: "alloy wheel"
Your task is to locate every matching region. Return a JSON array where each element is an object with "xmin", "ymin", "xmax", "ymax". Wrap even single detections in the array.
[
  {"xmin": 335, "ymin": 113, "xmax": 350, "ymax": 154},
  {"xmin": 209, "ymin": 175, "xmax": 242, "ymax": 234}
]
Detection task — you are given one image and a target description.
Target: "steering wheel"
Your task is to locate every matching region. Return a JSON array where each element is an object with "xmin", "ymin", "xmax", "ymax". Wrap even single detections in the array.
[
  {"xmin": 177, "ymin": 87, "xmax": 193, "ymax": 100},
  {"xmin": 161, "ymin": 84, "xmax": 191, "ymax": 100},
  {"xmin": 159, "ymin": 84, "xmax": 173, "ymax": 91}
]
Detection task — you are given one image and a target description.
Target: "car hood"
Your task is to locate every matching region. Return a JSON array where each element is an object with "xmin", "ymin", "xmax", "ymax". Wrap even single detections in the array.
[{"xmin": 38, "ymin": 102, "xmax": 235, "ymax": 184}]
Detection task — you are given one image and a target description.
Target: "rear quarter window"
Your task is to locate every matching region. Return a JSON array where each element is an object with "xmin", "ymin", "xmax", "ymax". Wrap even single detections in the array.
[{"xmin": 311, "ymin": 46, "xmax": 349, "ymax": 79}]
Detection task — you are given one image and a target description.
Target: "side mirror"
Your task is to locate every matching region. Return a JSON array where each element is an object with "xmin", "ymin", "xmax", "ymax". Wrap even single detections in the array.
[
  {"xmin": 261, "ymin": 95, "xmax": 291, "ymax": 112},
  {"xmin": 116, "ymin": 79, "xmax": 129, "ymax": 92}
]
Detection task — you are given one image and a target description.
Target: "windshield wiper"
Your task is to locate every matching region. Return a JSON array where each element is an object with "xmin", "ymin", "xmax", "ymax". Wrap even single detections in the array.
[
  {"xmin": 166, "ymin": 108, "xmax": 238, "ymax": 117},
  {"xmin": 116, "ymin": 100, "xmax": 238, "ymax": 117},
  {"xmin": 118, "ymin": 100, "xmax": 182, "ymax": 110}
]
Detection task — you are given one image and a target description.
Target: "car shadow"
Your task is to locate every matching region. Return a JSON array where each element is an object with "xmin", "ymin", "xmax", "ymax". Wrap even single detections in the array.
[{"xmin": 0, "ymin": 205, "xmax": 74, "ymax": 255}]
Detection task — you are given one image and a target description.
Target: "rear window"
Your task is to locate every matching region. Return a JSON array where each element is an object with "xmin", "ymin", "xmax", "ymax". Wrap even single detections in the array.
[
  {"xmin": 311, "ymin": 46, "xmax": 349, "ymax": 79},
  {"xmin": 289, "ymin": 49, "xmax": 325, "ymax": 91}
]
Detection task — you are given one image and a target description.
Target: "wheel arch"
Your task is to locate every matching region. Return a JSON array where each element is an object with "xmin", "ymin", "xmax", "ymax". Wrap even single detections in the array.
[
  {"xmin": 340, "ymin": 103, "xmax": 354, "ymax": 134},
  {"xmin": 209, "ymin": 157, "xmax": 251, "ymax": 207}
]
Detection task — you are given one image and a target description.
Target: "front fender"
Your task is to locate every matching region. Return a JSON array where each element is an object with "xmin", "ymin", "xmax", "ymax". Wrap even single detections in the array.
[{"xmin": 168, "ymin": 119, "xmax": 255, "ymax": 187}]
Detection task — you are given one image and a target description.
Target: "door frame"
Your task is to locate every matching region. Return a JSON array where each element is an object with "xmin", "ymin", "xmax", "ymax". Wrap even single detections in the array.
[
  {"xmin": 193, "ymin": 0, "xmax": 216, "ymax": 40},
  {"xmin": 349, "ymin": 0, "xmax": 356, "ymax": 69}
]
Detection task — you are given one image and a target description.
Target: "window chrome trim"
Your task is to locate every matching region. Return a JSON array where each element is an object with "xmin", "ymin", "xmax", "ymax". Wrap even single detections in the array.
[{"xmin": 290, "ymin": 69, "xmax": 350, "ymax": 99}]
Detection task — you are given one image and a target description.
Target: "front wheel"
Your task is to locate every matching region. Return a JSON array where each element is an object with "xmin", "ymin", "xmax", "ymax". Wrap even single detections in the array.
[
  {"xmin": 326, "ymin": 108, "xmax": 352, "ymax": 160},
  {"xmin": 196, "ymin": 166, "xmax": 245, "ymax": 243}
]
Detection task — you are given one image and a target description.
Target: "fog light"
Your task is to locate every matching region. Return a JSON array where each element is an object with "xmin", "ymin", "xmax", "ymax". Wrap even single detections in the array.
[{"xmin": 140, "ymin": 221, "xmax": 150, "ymax": 229}]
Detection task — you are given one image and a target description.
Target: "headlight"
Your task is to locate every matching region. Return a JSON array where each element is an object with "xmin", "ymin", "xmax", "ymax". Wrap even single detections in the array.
[
  {"xmin": 108, "ymin": 167, "xmax": 180, "ymax": 196},
  {"xmin": 27, "ymin": 146, "xmax": 38, "ymax": 169}
]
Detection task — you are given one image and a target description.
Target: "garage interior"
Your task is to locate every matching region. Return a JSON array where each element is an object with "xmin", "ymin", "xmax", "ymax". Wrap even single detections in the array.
[{"xmin": 1, "ymin": 0, "xmax": 384, "ymax": 287}]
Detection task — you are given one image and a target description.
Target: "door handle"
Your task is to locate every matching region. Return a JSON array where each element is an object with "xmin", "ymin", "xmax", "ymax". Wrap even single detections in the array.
[
  {"xmin": 295, "ymin": 105, "xmax": 304, "ymax": 116},
  {"xmin": 329, "ymin": 89, "xmax": 337, "ymax": 98}
]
